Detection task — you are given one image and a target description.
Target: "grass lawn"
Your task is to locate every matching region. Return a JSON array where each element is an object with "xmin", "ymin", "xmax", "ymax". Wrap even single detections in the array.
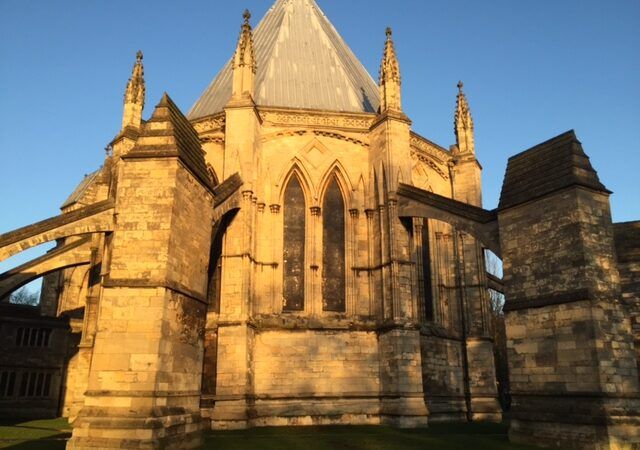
[
  {"xmin": 0, "ymin": 418, "xmax": 71, "ymax": 449},
  {"xmin": 0, "ymin": 419, "xmax": 545, "ymax": 449}
]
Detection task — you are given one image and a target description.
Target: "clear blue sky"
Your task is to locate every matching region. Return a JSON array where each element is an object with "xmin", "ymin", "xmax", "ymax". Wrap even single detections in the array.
[{"xmin": 1, "ymin": 0, "xmax": 639, "ymax": 275}]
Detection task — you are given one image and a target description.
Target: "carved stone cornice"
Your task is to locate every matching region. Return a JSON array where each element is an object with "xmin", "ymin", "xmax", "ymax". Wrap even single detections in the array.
[
  {"xmin": 411, "ymin": 149, "xmax": 450, "ymax": 181},
  {"xmin": 410, "ymin": 133, "xmax": 451, "ymax": 181},
  {"xmin": 261, "ymin": 129, "xmax": 369, "ymax": 147},
  {"xmin": 191, "ymin": 114, "xmax": 226, "ymax": 134},
  {"xmin": 258, "ymin": 106, "xmax": 375, "ymax": 132},
  {"xmin": 200, "ymin": 135, "xmax": 225, "ymax": 145}
]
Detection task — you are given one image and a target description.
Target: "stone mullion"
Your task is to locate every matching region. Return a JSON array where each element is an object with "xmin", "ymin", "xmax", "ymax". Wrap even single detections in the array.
[
  {"xmin": 348, "ymin": 209, "xmax": 359, "ymax": 316},
  {"xmin": 456, "ymin": 232, "xmax": 470, "ymax": 336},
  {"xmin": 378, "ymin": 204, "xmax": 391, "ymax": 319},
  {"xmin": 413, "ymin": 219, "xmax": 425, "ymax": 324},
  {"xmin": 80, "ymin": 233, "xmax": 105, "ymax": 347},
  {"xmin": 240, "ymin": 191, "xmax": 254, "ymax": 317},
  {"xmin": 254, "ymin": 202, "xmax": 265, "ymax": 314},
  {"xmin": 269, "ymin": 204, "xmax": 281, "ymax": 314},
  {"xmin": 309, "ymin": 206, "xmax": 321, "ymax": 315},
  {"xmin": 428, "ymin": 221, "xmax": 441, "ymax": 326},
  {"xmin": 387, "ymin": 200, "xmax": 402, "ymax": 319},
  {"xmin": 365, "ymin": 209, "xmax": 376, "ymax": 317},
  {"xmin": 476, "ymin": 238, "xmax": 492, "ymax": 336},
  {"xmin": 434, "ymin": 231, "xmax": 445, "ymax": 327}
]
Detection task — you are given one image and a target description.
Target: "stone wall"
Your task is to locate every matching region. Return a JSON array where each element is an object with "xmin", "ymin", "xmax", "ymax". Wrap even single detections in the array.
[
  {"xmin": 614, "ymin": 221, "xmax": 640, "ymax": 374},
  {"xmin": 0, "ymin": 304, "xmax": 70, "ymax": 419},
  {"xmin": 253, "ymin": 330, "xmax": 379, "ymax": 396},
  {"xmin": 500, "ymin": 186, "xmax": 640, "ymax": 449},
  {"xmin": 420, "ymin": 334, "xmax": 465, "ymax": 421},
  {"xmin": 250, "ymin": 329, "xmax": 380, "ymax": 425}
]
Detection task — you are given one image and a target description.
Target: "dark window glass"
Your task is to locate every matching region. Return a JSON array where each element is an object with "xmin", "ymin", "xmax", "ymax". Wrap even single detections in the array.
[
  {"xmin": 7, "ymin": 372, "xmax": 15, "ymax": 397},
  {"xmin": 29, "ymin": 329, "xmax": 37, "ymax": 346},
  {"xmin": 43, "ymin": 329, "xmax": 51, "ymax": 347},
  {"xmin": 0, "ymin": 372, "xmax": 7, "ymax": 396},
  {"xmin": 283, "ymin": 175, "xmax": 306, "ymax": 311},
  {"xmin": 35, "ymin": 373, "xmax": 44, "ymax": 396},
  {"xmin": 43, "ymin": 373, "xmax": 52, "ymax": 397},
  {"xmin": 322, "ymin": 176, "xmax": 346, "ymax": 312},
  {"xmin": 15, "ymin": 328, "xmax": 23, "ymax": 346},
  {"xmin": 19, "ymin": 373, "xmax": 28, "ymax": 396},
  {"xmin": 27, "ymin": 373, "xmax": 36, "ymax": 397},
  {"xmin": 421, "ymin": 219, "xmax": 434, "ymax": 321}
]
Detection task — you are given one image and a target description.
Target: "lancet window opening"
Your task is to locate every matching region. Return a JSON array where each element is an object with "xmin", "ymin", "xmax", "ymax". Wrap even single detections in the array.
[
  {"xmin": 421, "ymin": 219, "xmax": 434, "ymax": 322},
  {"xmin": 282, "ymin": 174, "xmax": 306, "ymax": 311},
  {"xmin": 321, "ymin": 174, "xmax": 347, "ymax": 312}
]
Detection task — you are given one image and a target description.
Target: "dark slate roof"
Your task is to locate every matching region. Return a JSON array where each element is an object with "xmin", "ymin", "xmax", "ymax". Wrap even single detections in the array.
[
  {"xmin": 188, "ymin": 0, "xmax": 380, "ymax": 119},
  {"xmin": 499, "ymin": 130, "xmax": 610, "ymax": 210},
  {"xmin": 61, "ymin": 169, "xmax": 101, "ymax": 209},
  {"xmin": 126, "ymin": 93, "xmax": 214, "ymax": 191}
]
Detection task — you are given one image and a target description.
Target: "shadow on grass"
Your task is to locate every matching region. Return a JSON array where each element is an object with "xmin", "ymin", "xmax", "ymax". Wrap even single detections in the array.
[
  {"xmin": 205, "ymin": 424, "xmax": 542, "ymax": 450},
  {"xmin": 0, "ymin": 419, "xmax": 544, "ymax": 450},
  {"xmin": 0, "ymin": 433, "xmax": 69, "ymax": 450},
  {"xmin": 0, "ymin": 419, "xmax": 70, "ymax": 449}
]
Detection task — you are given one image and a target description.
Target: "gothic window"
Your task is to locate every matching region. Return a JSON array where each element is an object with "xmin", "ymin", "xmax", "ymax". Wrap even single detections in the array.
[
  {"xmin": 322, "ymin": 176, "xmax": 346, "ymax": 312},
  {"xmin": 0, "ymin": 371, "xmax": 16, "ymax": 397},
  {"xmin": 283, "ymin": 175, "xmax": 306, "ymax": 311},
  {"xmin": 421, "ymin": 219, "xmax": 434, "ymax": 321},
  {"xmin": 15, "ymin": 327, "xmax": 52, "ymax": 347},
  {"xmin": 18, "ymin": 372, "xmax": 52, "ymax": 398}
]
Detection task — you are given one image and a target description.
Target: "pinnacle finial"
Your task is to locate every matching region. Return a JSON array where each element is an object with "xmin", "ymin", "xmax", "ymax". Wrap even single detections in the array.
[
  {"xmin": 232, "ymin": 7, "xmax": 256, "ymax": 99},
  {"xmin": 122, "ymin": 50, "xmax": 146, "ymax": 131},
  {"xmin": 454, "ymin": 81, "xmax": 474, "ymax": 155},
  {"xmin": 379, "ymin": 26, "xmax": 401, "ymax": 112}
]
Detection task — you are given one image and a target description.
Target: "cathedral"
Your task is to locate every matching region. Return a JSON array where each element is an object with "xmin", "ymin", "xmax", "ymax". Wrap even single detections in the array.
[{"xmin": 1, "ymin": 0, "xmax": 639, "ymax": 449}]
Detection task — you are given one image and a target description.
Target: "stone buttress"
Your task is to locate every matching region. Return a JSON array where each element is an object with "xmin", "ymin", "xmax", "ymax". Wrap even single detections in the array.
[
  {"xmin": 67, "ymin": 94, "xmax": 216, "ymax": 449},
  {"xmin": 499, "ymin": 131, "xmax": 640, "ymax": 449}
]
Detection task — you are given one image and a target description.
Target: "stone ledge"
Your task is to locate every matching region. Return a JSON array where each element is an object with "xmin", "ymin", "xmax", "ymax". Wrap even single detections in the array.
[{"xmin": 504, "ymin": 289, "xmax": 590, "ymax": 312}]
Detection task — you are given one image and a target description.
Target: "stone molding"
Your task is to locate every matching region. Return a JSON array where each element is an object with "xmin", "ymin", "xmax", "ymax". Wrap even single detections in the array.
[
  {"xmin": 503, "ymin": 288, "xmax": 591, "ymax": 312},
  {"xmin": 102, "ymin": 277, "xmax": 208, "ymax": 305}
]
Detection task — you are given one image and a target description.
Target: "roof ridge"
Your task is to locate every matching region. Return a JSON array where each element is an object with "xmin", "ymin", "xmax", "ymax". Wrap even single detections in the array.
[
  {"xmin": 130, "ymin": 93, "xmax": 214, "ymax": 191},
  {"xmin": 309, "ymin": 0, "xmax": 379, "ymax": 111},
  {"xmin": 188, "ymin": 0, "xmax": 380, "ymax": 119}
]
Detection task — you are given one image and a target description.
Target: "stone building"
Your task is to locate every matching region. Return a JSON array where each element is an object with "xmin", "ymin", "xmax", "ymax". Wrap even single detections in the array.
[
  {"xmin": 0, "ymin": 302, "xmax": 71, "ymax": 418},
  {"xmin": 0, "ymin": 0, "xmax": 638, "ymax": 449}
]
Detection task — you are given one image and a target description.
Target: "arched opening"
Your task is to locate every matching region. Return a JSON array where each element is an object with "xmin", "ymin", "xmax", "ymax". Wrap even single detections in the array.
[
  {"xmin": 201, "ymin": 209, "xmax": 238, "ymax": 407},
  {"xmin": 417, "ymin": 218, "xmax": 434, "ymax": 322},
  {"xmin": 283, "ymin": 174, "xmax": 306, "ymax": 312},
  {"xmin": 322, "ymin": 175, "xmax": 346, "ymax": 312}
]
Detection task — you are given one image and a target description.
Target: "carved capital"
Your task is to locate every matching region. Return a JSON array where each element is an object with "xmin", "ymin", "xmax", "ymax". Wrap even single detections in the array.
[
  {"xmin": 310, "ymin": 206, "xmax": 322, "ymax": 216},
  {"xmin": 269, "ymin": 204, "xmax": 281, "ymax": 214}
]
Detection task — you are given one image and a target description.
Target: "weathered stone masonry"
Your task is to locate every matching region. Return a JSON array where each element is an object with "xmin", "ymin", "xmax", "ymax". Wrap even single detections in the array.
[{"xmin": 0, "ymin": 1, "xmax": 638, "ymax": 450}]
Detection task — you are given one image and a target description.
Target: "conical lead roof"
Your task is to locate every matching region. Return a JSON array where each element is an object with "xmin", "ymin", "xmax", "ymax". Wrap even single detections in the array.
[{"xmin": 188, "ymin": 0, "xmax": 380, "ymax": 119}]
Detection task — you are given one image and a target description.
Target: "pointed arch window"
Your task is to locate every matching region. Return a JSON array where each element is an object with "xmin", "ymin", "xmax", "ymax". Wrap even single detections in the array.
[
  {"xmin": 420, "ymin": 219, "xmax": 434, "ymax": 322},
  {"xmin": 283, "ymin": 175, "xmax": 306, "ymax": 311},
  {"xmin": 322, "ymin": 176, "xmax": 346, "ymax": 312}
]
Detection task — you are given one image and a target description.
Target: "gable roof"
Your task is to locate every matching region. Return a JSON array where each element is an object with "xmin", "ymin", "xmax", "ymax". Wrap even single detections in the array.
[
  {"xmin": 499, "ymin": 130, "xmax": 610, "ymax": 210},
  {"xmin": 127, "ymin": 93, "xmax": 214, "ymax": 191},
  {"xmin": 188, "ymin": 0, "xmax": 380, "ymax": 119}
]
